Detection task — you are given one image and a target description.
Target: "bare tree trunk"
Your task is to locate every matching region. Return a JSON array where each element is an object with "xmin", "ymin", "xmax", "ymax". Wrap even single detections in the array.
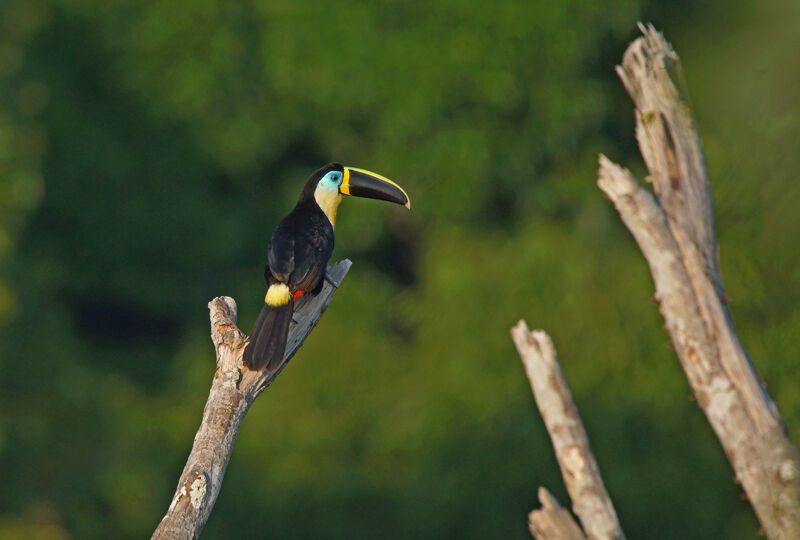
[
  {"xmin": 150, "ymin": 260, "xmax": 352, "ymax": 540},
  {"xmin": 512, "ymin": 322, "xmax": 625, "ymax": 540},
  {"xmin": 598, "ymin": 24, "xmax": 800, "ymax": 539}
]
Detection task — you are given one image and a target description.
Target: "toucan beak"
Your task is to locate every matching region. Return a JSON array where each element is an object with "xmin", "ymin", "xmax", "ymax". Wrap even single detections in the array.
[{"xmin": 340, "ymin": 167, "xmax": 411, "ymax": 209}]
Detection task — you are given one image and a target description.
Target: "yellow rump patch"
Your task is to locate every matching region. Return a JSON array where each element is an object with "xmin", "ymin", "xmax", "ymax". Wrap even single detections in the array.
[{"xmin": 265, "ymin": 283, "xmax": 291, "ymax": 306}]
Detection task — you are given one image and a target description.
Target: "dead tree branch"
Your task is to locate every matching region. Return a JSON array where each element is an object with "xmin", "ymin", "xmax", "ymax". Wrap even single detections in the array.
[
  {"xmin": 151, "ymin": 260, "xmax": 352, "ymax": 540},
  {"xmin": 512, "ymin": 321, "xmax": 625, "ymax": 540},
  {"xmin": 598, "ymin": 23, "xmax": 800, "ymax": 539},
  {"xmin": 529, "ymin": 488, "xmax": 586, "ymax": 540}
]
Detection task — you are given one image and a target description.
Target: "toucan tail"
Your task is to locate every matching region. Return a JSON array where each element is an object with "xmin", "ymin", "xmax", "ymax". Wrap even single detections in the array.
[{"xmin": 243, "ymin": 301, "xmax": 293, "ymax": 371}]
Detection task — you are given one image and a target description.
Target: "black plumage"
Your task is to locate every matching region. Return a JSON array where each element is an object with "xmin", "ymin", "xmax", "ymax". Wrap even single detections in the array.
[
  {"xmin": 243, "ymin": 161, "xmax": 410, "ymax": 372},
  {"xmin": 243, "ymin": 164, "xmax": 338, "ymax": 371}
]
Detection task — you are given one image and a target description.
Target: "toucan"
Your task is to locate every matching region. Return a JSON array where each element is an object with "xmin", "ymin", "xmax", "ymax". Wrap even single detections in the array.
[{"xmin": 243, "ymin": 163, "xmax": 411, "ymax": 371}]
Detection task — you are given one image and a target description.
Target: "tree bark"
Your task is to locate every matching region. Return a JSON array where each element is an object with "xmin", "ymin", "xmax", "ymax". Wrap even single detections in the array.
[
  {"xmin": 529, "ymin": 488, "xmax": 586, "ymax": 540},
  {"xmin": 150, "ymin": 260, "xmax": 352, "ymax": 540},
  {"xmin": 512, "ymin": 322, "xmax": 625, "ymax": 540},
  {"xmin": 598, "ymin": 23, "xmax": 800, "ymax": 539}
]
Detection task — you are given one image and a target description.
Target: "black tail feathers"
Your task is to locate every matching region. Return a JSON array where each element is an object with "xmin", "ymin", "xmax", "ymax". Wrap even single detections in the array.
[{"xmin": 243, "ymin": 302, "xmax": 293, "ymax": 371}]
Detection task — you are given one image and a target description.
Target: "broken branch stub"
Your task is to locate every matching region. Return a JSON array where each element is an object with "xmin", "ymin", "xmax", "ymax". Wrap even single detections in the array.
[{"xmin": 151, "ymin": 260, "xmax": 352, "ymax": 540}]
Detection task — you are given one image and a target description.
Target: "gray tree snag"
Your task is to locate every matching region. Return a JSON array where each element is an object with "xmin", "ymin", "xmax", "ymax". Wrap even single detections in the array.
[
  {"xmin": 511, "ymin": 322, "xmax": 625, "ymax": 540},
  {"xmin": 150, "ymin": 260, "xmax": 352, "ymax": 540},
  {"xmin": 598, "ymin": 24, "xmax": 800, "ymax": 539}
]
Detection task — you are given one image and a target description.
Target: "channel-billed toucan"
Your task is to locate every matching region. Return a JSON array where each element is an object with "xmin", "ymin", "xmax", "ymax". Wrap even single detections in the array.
[{"xmin": 243, "ymin": 163, "xmax": 411, "ymax": 371}]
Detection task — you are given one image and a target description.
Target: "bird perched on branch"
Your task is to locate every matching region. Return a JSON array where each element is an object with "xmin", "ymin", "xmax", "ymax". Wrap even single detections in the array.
[{"xmin": 243, "ymin": 163, "xmax": 411, "ymax": 371}]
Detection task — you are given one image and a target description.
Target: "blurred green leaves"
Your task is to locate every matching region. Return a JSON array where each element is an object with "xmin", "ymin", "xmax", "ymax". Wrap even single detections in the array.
[
  {"xmin": 0, "ymin": 0, "xmax": 51, "ymax": 324},
  {"xmin": 1, "ymin": 0, "xmax": 799, "ymax": 539}
]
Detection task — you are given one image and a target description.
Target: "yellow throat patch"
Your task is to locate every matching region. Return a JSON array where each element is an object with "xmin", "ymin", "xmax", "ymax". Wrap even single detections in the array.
[
  {"xmin": 314, "ymin": 188, "xmax": 343, "ymax": 227},
  {"xmin": 265, "ymin": 283, "xmax": 291, "ymax": 306}
]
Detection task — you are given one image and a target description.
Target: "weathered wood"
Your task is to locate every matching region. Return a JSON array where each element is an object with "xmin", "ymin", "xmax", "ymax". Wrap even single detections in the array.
[
  {"xmin": 598, "ymin": 23, "xmax": 800, "ymax": 539},
  {"xmin": 151, "ymin": 260, "xmax": 352, "ymax": 540},
  {"xmin": 512, "ymin": 321, "xmax": 625, "ymax": 540},
  {"xmin": 529, "ymin": 488, "xmax": 586, "ymax": 540}
]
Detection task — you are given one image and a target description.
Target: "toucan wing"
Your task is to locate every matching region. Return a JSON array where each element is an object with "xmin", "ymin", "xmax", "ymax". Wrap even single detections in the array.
[
  {"xmin": 289, "ymin": 218, "xmax": 334, "ymax": 293},
  {"xmin": 267, "ymin": 219, "xmax": 295, "ymax": 283}
]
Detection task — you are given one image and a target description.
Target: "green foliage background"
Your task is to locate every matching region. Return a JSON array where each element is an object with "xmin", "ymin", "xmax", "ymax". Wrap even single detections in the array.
[{"xmin": 1, "ymin": 0, "xmax": 799, "ymax": 538}]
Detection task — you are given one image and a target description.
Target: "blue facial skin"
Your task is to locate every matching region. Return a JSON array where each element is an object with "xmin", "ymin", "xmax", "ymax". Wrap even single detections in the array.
[{"xmin": 319, "ymin": 170, "xmax": 342, "ymax": 191}]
